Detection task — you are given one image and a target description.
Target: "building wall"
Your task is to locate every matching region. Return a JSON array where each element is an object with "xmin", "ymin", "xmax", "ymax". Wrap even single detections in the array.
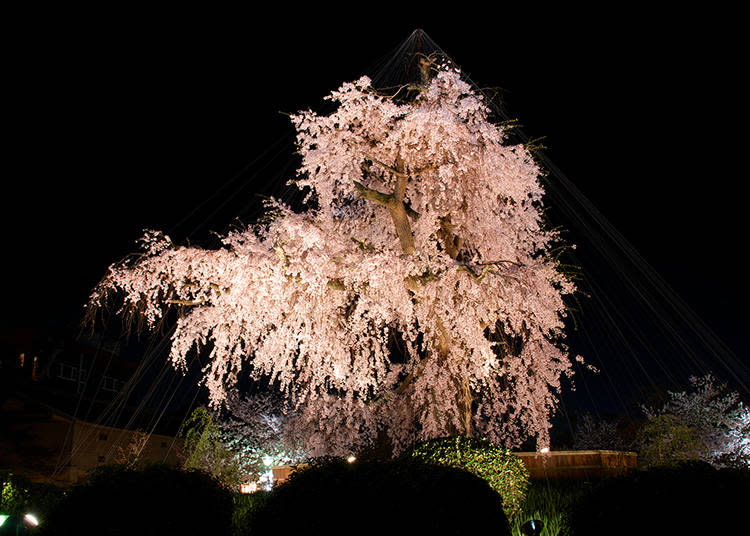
[
  {"xmin": 1, "ymin": 395, "xmax": 183, "ymax": 486},
  {"xmin": 68, "ymin": 421, "xmax": 183, "ymax": 483},
  {"xmin": 514, "ymin": 450, "xmax": 638, "ymax": 479}
]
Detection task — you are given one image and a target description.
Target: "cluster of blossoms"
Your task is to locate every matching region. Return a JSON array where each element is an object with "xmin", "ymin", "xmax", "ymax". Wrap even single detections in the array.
[
  {"xmin": 90, "ymin": 64, "xmax": 578, "ymax": 453},
  {"xmin": 643, "ymin": 374, "xmax": 750, "ymax": 468},
  {"xmin": 215, "ymin": 393, "xmax": 303, "ymax": 488}
]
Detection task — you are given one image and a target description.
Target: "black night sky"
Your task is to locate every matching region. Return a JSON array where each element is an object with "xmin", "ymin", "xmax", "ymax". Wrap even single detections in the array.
[{"xmin": 4, "ymin": 8, "xmax": 747, "ymax": 419}]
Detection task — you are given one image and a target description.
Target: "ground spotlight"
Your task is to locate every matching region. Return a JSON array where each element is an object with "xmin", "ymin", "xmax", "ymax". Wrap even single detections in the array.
[{"xmin": 521, "ymin": 518, "xmax": 543, "ymax": 536}]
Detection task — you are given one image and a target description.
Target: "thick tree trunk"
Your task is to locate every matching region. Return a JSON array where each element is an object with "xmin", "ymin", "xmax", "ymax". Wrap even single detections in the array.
[
  {"xmin": 435, "ymin": 316, "xmax": 472, "ymax": 437},
  {"xmin": 357, "ymin": 145, "xmax": 472, "ymax": 437},
  {"xmin": 388, "ymin": 201, "xmax": 416, "ymax": 255}
]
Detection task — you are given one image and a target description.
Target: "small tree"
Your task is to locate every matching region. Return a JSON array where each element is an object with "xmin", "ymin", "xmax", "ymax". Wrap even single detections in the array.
[
  {"xmin": 113, "ymin": 429, "xmax": 149, "ymax": 468},
  {"xmin": 640, "ymin": 375, "xmax": 750, "ymax": 468},
  {"xmin": 571, "ymin": 413, "xmax": 625, "ymax": 450},
  {"xmin": 180, "ymin": 406, "xmax": 242, "ymax": 487},
  {"xmin": 635, "ymin": 414, "xmax": 703, "ymax": 468}
]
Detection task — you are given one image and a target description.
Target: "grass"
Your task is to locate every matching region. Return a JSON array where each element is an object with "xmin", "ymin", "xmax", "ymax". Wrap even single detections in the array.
[{"xmin": 510, "ymin": 478, "xmax": 594, "ymax": 536}]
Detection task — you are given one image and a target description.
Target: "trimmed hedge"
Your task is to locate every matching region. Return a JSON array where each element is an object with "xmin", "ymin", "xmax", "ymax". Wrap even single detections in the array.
[
  {"xmin": 232, "ymin": 491, "xmax": 270, "ymax": 536},
  {"xmin": 40, "ymin": 464, "xmax": 233, "ymax": 536},
  {"xmin": 566, "ymin": 461, "xmax": 750, "ymax": 536},
  {"xmin": 405, "ymin": 435, "xmax": 529, "ymax": 519},
  {"xmin": 248, "ymin": 457, "xmax": 510, "ymax": 536}
]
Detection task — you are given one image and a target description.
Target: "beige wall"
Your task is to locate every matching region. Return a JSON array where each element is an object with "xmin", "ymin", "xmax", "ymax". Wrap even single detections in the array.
[
  {"xmin": 69, "ymin": 421, "xmax": 183, "ymax": 483},
  {"xmin": 1, "ymin": 396, "xmax": 183, "ymax": 486}
]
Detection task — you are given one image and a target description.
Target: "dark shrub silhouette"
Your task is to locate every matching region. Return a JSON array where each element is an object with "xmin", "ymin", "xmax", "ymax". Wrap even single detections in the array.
[
  {"xmin": 232, "ymin": 491, "xmax": 270, "ymax": 536},
  {"xmin": 248, "ymin": 457, "xmax": 510, "ymax": 536},
  {"xmin": 41, "ymin": 464, "xmax": 233, "ymax": 535},
  {"xmin": 566, "ymin": 461, "xmax": 749, "ymax": 536}
]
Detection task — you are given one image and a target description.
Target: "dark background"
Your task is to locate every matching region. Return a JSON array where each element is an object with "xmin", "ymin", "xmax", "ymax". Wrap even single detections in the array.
[{"xmin": 3, "ymin": 8, "xmax": 747, "ymax": 418}]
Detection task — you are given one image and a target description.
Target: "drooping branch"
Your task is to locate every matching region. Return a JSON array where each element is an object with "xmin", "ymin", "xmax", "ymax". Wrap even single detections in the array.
[
  {"xmin": 352, "ymin": 180, "xmax": 393, "ymax": 207},
  {"xmin": 166, "ymin": 298, "xmax": 206, "ymax": 306},
  {"xmin": 458, "ymin": 264, "xmax": 493, "ymax": 282}
]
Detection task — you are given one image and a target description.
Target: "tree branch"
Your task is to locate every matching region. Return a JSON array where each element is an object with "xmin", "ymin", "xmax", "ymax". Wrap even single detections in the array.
[
  {"xmin": 356, "ymin": 152, "xmax": 417, "ymax": 255},
  {"xmin": 364, "ymin": 154, "xmax": 409, "ymax": 179},
  {"xmin": 166, "ymin": 298, "xmax": 206, "ymax": 306},
  {"xmin": 353, "ymin": 181, "xmax": 392, "ymax": 206},
  {"xmin": 438, "ymin": 216, "xmax": 461, "ymax": 260},
  {"xmin": 326, "ymin": 278, "xmax": 346, "ymax": 291}
]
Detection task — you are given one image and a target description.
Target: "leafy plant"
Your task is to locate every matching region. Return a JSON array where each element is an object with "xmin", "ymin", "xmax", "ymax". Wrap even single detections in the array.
[
  {"xmin": 635, "ymin": 413, "xmax": 703, "ymax": 468},
  {"xmin": 180, "ymin": 406, "xmax": 242, "ymax": 487},
  {"xmin": 510, "ymin": 479, "xmax": 592, "ymax": 536},
  {"xmin": 0, "ymin": 472, "xmax": 63, "ymax": 520},
  {"xmin": 405, "ymin": 435, "xmax": 529, "ymax": 519}
]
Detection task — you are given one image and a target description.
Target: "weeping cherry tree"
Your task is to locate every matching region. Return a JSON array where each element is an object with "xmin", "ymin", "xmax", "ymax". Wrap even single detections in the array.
[{"xmin": 89, "ymin": 61, "xmax": 580, "ymax": 454}]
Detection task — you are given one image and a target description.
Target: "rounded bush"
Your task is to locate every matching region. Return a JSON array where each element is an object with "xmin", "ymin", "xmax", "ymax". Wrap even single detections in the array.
[
  {"xmin": 405, "ymin": 435, "xmax": 529, "ymax": 518},
  {"xmin": 41, "ymin": 464, "xmax": 233, "ymax": 536},
  {"xmin": 249, "ymin": 457, "xmax": 510, "ymax": 536},
  {"xmin": 566, "ymin": 461, "xmax": 750, "ymax": 536}
]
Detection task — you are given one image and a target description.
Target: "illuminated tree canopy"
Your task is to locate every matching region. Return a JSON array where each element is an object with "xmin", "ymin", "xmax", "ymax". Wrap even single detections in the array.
[{"xmin": 89, "ymin": 63, "xmax": 579, "ymax": 454}]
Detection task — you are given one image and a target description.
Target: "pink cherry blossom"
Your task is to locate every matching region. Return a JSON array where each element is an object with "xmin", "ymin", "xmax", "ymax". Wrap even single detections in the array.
[{"xmin": 89, "ymin": 64, "xmax": 579, "ymax": 454}]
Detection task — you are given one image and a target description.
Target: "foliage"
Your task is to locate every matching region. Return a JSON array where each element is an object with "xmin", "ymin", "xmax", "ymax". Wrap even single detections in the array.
[
  {"xmin": 571, "ymin": 413, "xmax": 626, "ymax": 451},
  {"xmin": 510, "ymin": 479, "xmax": 592, "ymax": 536},
  {"xmin": 112, "ymin": 429, "xmax": 149, "ymax": 468},
  {"xmin": 635, "ymin": 413, "xmax": 703, "ymax": 467},
  {"xmin": 180, "ymin": 406, "xmax": 242, "ymax": 487},
  {"xmin": 41, "ymin": 464, "xmax": 233, "ymax": 536},
  {"xmin": 89, "ymin": 62, "xmax": 580, "ymax": 455},
  {"xmin": 0, "ymin": 472, "xmax": 63, "ymax": 519},
  {"xmin": 405, "ymin": 435, "xmax": 529, "ymax": 519},
  {"xmin": 217, "ymin": 392, "xmax": 304, "ymax": 489},
  {"xmin": 0, "ymin": 476, "xmax": 24, "ymax": 515},
  {"xmin": 564, "ymin": 462, "xmax": 750, "ymax": 536},
  {"xmin": 248, "ymin": 457, "xmax": 510, "ymax": 536},
  {"xmin": 641, "ymin": 374, "xmax": 750, "ymax": 468}
]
